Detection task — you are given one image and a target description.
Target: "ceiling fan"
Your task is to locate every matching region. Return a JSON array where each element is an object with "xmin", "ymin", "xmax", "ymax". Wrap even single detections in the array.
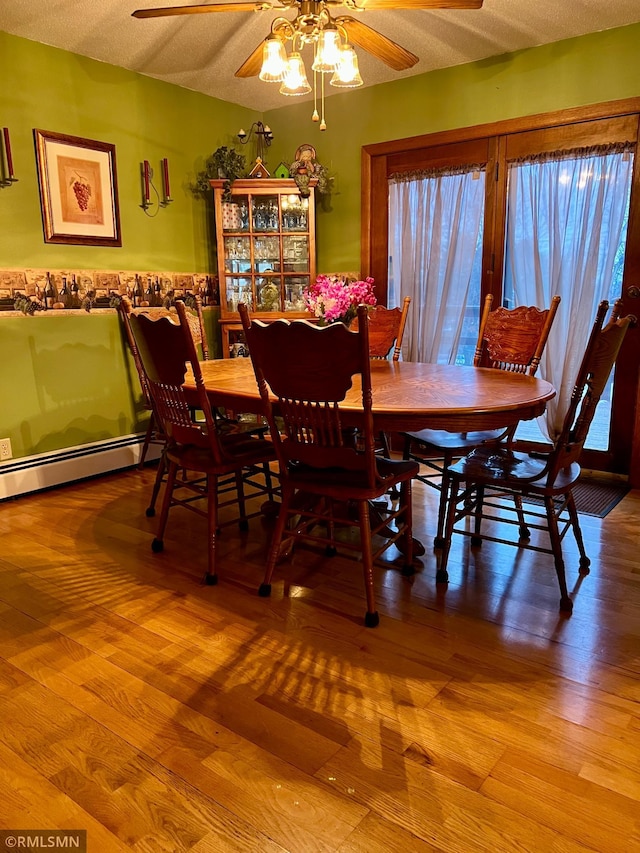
[{"xmin": 133, "ymin": 0, "xmax": 484, "ymax": 128}]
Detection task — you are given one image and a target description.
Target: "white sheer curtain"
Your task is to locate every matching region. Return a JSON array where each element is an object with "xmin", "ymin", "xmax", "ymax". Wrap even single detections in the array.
[
  {"xmin": 388, "ymin": 168, "xmax": 485, "ymax": 363},
  {"xmin": 506, "ymin": 146, "xmax": 634, "ymax": 439}
]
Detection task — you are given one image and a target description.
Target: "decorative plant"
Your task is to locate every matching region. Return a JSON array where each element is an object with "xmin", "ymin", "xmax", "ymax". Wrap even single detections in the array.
[
  {"xmin": 194, "ymin": 146, "xmax": 246, "ymax": 201},
  {"xmin": 303, "ymin": 274, "xmax": 376, "ymax": 325}
]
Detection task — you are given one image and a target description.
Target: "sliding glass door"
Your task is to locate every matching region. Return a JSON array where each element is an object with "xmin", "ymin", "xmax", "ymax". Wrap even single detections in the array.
[{"xmin": 363, "ymin": 101, "xmax": 640, "ymax": 479}]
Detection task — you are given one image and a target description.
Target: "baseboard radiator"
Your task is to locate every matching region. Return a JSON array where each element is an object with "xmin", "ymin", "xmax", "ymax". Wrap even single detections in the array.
[{"xmin": 0, "ymin": 435, "xmax": 161, "ymax": 502}]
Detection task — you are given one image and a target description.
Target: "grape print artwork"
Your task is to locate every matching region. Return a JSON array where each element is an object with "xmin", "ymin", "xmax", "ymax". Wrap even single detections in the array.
[
  {"xmin": 71, "ymin": 173, "xmax": 92, "ymax": 212},
  {"xmin": 35, "ymin": 129, "xmax": 120, "ymax": 246},
  {"xmin": 57, "ymin": 155, "xmax": 104, "ymax": 226}
]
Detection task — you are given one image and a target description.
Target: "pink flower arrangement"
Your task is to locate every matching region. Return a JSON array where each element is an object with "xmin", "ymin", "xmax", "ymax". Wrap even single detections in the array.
[{"xmin": 304, "ymin": 274, "xmax": 377, "ymax": 325}]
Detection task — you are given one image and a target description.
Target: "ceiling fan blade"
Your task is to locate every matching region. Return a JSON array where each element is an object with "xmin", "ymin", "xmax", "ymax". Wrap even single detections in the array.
[
  {"xmin": 337, "ymin": 16, "xmax": 418, "ymax": 70},
  {"xmin": 235, "ymin": 40, "xmax": 266, "ymax": 77},
  {"xmin": 346, "ymin": 0, "xmax": 483, "ymax": 8},
  {"xmin": 132, "ymin": 2, "xmax": 269, "ymax": 19}
]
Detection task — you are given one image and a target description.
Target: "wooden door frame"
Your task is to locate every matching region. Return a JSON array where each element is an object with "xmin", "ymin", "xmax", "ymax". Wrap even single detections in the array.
[{"xmin": 361, "ymin": 97, "xmax": 640, "ymax": 484}]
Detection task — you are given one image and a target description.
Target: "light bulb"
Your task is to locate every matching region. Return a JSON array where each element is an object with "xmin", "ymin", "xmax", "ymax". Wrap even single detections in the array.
[
  {"xmin": 259, "ymin": 35, "xmax": 287, "ymax": 82},
  {"xmin": 279, "ymin": 54, "xmax": 311, "ymax": 96},
  {"xmin": 330, "ymin": 44, "xmax": 363, "ymax": 88},
  {"xmin": 312, "ymin": 25, "xmax": 341, "ymax": 72}
]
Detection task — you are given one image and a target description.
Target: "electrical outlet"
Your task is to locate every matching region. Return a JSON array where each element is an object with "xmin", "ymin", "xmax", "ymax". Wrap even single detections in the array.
[{"xmin": 0, "ymin": 438, "xmax": 12, "ymax": 461}]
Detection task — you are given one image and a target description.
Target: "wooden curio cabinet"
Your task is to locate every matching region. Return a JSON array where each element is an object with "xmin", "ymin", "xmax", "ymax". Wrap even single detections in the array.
[{"xmin": 210, "ymin": 178, "xmax": 316, "ymax": 357}]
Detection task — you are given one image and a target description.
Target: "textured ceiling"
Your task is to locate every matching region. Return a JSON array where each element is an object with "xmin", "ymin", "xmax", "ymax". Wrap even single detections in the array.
[{"xmin": 2, "ymin": 0, "xmax": 640, "ymax": 112}]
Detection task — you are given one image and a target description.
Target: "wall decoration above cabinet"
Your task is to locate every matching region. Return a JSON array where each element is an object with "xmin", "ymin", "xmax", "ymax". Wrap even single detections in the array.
[{"xmin": 210, "ymin": 178, "xmax": 316, "ymax": 358}]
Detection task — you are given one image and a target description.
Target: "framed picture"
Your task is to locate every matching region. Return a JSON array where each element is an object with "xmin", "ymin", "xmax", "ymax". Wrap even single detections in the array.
[{"xmin": 34, "ymin": 129, "xmax": 122, "ymax": 247}]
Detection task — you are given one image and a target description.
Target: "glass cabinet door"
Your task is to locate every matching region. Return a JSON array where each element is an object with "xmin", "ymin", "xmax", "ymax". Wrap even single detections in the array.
[
  {"xmin": 283, "ymin": 235, "xmax": 309, "ymax": 272},
  {"xmin": 253, "ymin": 235, "xmax": 280, "ymax": 273},
  {"xmin": 221, "ymin": 195, "xmax": 250, "ymax": 232},
  {"xmin": 282, "ymin": 195, "xmax": 309, "ymax": 231},
  {"xmin": 256, "ymin": 277, "xmax": 282, "ymax": 312},
  {"xmin": 251, "ymin": 195, "xmax": 279, "ymax": 232},
  {"xmin": 225, "ymin": 276, "xmax": 253, "ymax": 311},
  {"xmin": 224, "ymin": 236, "xmax": 251, "ymax": 274},
  {"xmin": 284, "ymin": 276, "xmax": 308, "ymax": 311}
]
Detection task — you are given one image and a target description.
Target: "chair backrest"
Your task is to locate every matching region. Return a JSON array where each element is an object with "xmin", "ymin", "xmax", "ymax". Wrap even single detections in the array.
[
  {"xmin": 239, "ymin": 303, "xmax": 383, "ymax": 490},
  {"xmin": 352, "ymin": 296, "xmax": 411, "ymax": 361},
  {"xmin": 125, "ymin": 299, "xmax": 226, "ymax": 464},
  {"xmin": 191, "ymin": 294, "xmax": 209, "ymax": 360},
  {"xmin": 474, "ymin": 294, "xmax": 561, "ymax": 375},
  {"xmin": 118, "ymin": 296, "xmax": 154, "ymax": 412},
  {"xmin": 545, "ymin": 299, "xmax": 635, "ymax": 480}
]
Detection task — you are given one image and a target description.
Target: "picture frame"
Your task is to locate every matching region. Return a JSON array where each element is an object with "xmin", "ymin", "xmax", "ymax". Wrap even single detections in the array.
[{"xmin": 34, "ymin": 129, "xmax": 122, "ymax": 247}]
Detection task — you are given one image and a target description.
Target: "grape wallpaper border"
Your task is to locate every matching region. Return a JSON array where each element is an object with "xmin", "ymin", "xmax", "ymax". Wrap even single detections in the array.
[{"xmin": 34, "ymin": 129, "xmax": 121, "ymax": 248}]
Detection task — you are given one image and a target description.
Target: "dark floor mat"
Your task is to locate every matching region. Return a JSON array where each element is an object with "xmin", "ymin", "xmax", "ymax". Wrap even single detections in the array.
[{"xmin": 524, "ymin": 479, "xmax": 629, "ymax": 518}]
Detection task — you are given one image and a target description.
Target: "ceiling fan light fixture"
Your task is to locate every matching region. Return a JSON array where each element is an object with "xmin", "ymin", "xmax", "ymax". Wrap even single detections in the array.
[
  {"xmin": 330, "ymin": 44, "xmax": 363, "ymax": 87},
  {"xmin": 279, "ymin": 53, "xmax": 311, "ymax": 96},
  {"xmin": 312, "ymin": 25, "xmax": 342, "ymax": 72},
  {"xmin": 259, "ymin": 35, "xmax": 287, "ymax": 82}
]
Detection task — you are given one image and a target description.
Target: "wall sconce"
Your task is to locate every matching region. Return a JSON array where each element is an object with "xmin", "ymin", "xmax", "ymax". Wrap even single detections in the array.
[
  {"xmin": 1, "ymin": 127, "xmax": 18, "ymax": 188},
  {"xmin": 140, "ymin": 157, "xmax": 172, "ymax": 215},
  {"xmin": 237, "ymin": 121, "xmax": 273, "ymax": 166}
]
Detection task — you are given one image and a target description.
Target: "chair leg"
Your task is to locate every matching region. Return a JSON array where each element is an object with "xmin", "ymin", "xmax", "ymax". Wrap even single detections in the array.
[
  {"xmin": 436, "ymin": 474, "xmax": 457, "ymax": 584},
  {"xmin": 379, "ymin": 430, "xmax": 391, "ymax": 458},
  {"xmin": 325, "ymin": 498, "xmax": 337, "ymax": 557},
  {"xmin": 146, "ymin": 448, "xmax": 167, "ymax": 517},
  {"xmin": 152, "ymin": 460, "xmax": 178, "ymax": 553},
  {"xmin": 263, "ymin": 460, "xmax": 274, "ymax": 501},
  {"xmin": 138, "ymin": 412, "xmax": 156, "ymax": 470},
  {"xmin": 470, "ymin": 485, "xmax": 485, "ymax": 546},
  {"xmin": 399, "ymin": 479, "xmax": 415, "ymax": 576},
  {"xmin": 513, "ymin": 494, "xmax": 530, "ymax": 540},
  {"xmin": 260, "ymin": 481, "xmax": 294, "ymax": 597},
  {"xmin": 402, "ymin": 433, "xmax": 413, "ymax": 460},
  {"xmin": 204, "ymin": 473, "xmax": 219, "ymax": 586},
  {"xmin": 566, "ymin": 490, "xmax": 591, "ymax": 574},
  {"xmin": 357, "ymin": 499, "xmax": 379, "ymax": 628},
  {"xmin": 434, "ymin": 451, "xmax": 454, "ymax": 548},
  {"xmin": 235, "ymin": 470, "xmax": 249, "ymax": 531},
  {"xmin": 544, "ymin": 495, "xmax": 573, "ymax": 613}
]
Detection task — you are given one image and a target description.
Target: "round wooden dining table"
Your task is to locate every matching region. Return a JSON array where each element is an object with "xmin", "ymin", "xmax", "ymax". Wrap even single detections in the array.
[{"xmin": 186, "ymin": 358, "xmax": 556, "ymax": 433}]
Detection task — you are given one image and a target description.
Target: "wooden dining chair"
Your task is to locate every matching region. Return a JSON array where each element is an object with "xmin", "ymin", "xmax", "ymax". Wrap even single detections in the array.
[
  {"xmin": 352, "ymin": 296, "xmax": 412, "ymax": 458},
  {"xmin": 239, "ymin": 302, "xmax": 419, "ymax": 628},
  {"xmin": 117, "ymin": 297, "xmax": 167, "ymax": 482},
  {"xmin": 352, "ymin": 296, "xmax": 412, "ymax": 361},
  {"xmin": 403, "ymin": 293, "xmax": 561, "ymax": 546},
  {"xmin": 437, "ymin": 299, "xmax": 635, "ymax": 613},
  {"xmin": 127, "ymin": 299, "xmax": 277, "ymax": 586}
]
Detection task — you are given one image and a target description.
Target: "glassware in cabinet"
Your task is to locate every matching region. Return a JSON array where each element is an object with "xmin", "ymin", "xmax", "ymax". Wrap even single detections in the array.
[{"xmin": 211, "ymin": 178, "xmax": 317, "ymax": 357}]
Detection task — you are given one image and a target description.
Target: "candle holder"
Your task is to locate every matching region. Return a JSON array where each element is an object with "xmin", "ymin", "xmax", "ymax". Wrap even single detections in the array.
[
  {"xmin": 1, "ymin": 127, "xmax": 18, "ymax": 188},
  {"xmin": 140, "ymin": 158, "xmax": 172, "ymax": 216},
  {"xmin": 237, "ymin": 121, "xmax": 274, "ymax": 167}
]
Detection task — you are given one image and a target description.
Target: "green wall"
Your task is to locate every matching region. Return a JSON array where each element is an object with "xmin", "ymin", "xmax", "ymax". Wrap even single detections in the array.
[
  {"xmin": 0, "ymin": 313, "xmax": 141, "ymax": 455},
  {"xmin": 2, "ymin": 23, "xmax": 640, "ymax": 466},
  {"xmin": 0, "ymin": 31, "xmax": 257, "ymax": 272},
  {"xmin": 265, "ymin": 22, "xmax": 640, "ymax": 274},
  {"xmin": 0, "ymin": 33, "xmax": 248, "ymax": 462}
]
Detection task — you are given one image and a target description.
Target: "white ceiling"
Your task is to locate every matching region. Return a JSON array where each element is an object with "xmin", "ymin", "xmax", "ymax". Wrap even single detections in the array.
[{"xmin": 2, "ymin": 0, "xmax": 640, "ymax": 112}]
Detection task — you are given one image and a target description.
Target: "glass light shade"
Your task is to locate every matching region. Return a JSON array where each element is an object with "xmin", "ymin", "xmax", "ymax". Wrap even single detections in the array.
[
  {"xmin": 330, "ymin": 44, "xmax": 363, "ymax": 87},
  {"xmin": 312, "ymin": 25, "xmax": 341, "ymax": 72},
  {"xmin": 279, "ymin": 53, "xmax": 311, "ymax": 96},
  {"xmin": 259, "ymin": 36, "xmax": 287, "ymax": 82}
]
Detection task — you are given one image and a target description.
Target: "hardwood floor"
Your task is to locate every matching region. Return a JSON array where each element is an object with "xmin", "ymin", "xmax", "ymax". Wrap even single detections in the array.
[{"xmin": 0, "ymin": 466, "xmax": 639, "ymax": 851}]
